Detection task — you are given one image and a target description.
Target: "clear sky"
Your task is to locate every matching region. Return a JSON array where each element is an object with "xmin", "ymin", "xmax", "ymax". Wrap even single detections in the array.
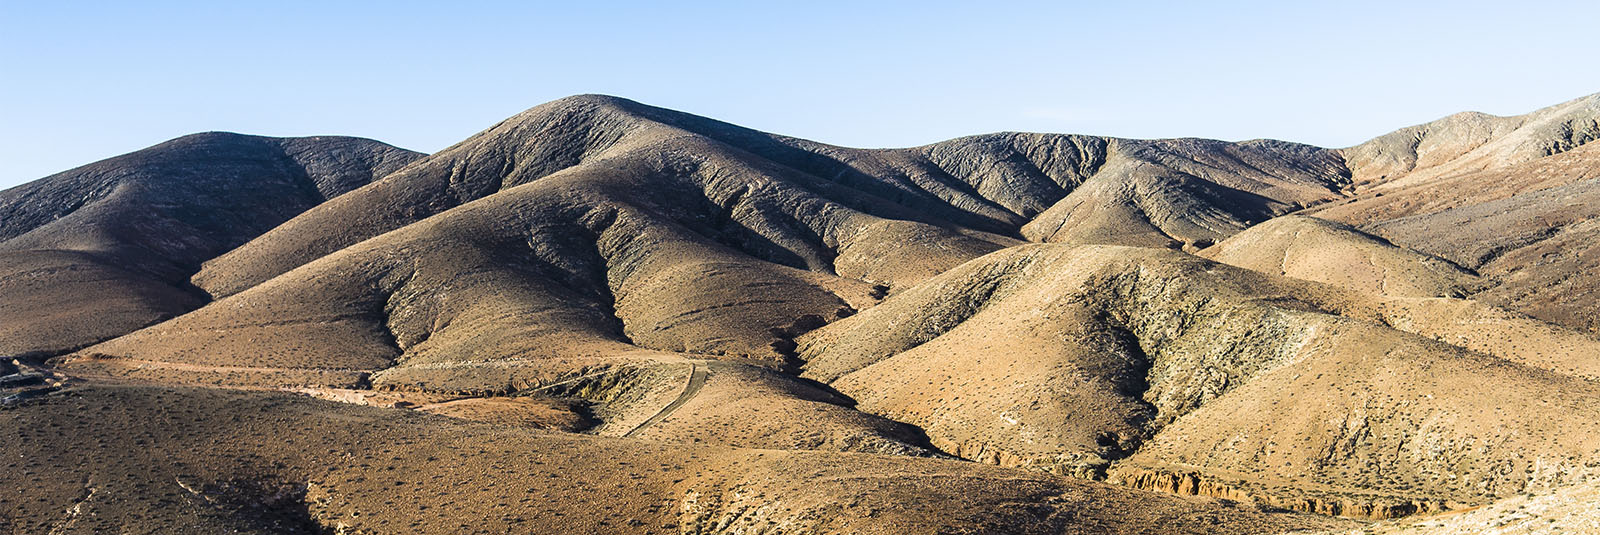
[{"xmin": 4, "ymin": 1, "xmax": 1599, "ymax": 189}]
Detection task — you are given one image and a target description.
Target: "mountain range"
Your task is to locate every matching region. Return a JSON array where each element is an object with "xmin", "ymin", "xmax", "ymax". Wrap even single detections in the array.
[{"xmin": 3, "ymin": 92, "xmax": 1598, "ymax": 534}]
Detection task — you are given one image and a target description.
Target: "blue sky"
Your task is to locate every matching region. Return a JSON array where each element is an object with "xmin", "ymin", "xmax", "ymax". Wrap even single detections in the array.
[{"xmin": 3, "ymin": 1, "xmax": 1599, "ymax": 188}]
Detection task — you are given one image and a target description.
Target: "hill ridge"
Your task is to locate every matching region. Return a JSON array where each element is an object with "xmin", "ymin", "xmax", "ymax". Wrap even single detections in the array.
[
  {"xmin": 0, "ymin": 132, "xmax": 421, "ymax": 357},
  {"xmin": 7, "ymin": 90, "xmax": 1600, "ymax": 534}
]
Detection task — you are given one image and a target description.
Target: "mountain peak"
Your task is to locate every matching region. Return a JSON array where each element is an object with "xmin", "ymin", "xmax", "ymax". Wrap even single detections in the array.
[
  {"xmin": 9, "ymin": 91, "xmax": 1600, "ymax": 533},
  {"xmin": 1342, "ymin": 90, "xmax": 1600, "ymax": 185}
]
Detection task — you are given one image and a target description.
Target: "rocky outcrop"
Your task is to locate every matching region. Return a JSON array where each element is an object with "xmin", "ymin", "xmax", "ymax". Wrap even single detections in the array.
[{"xmin": 1110, "ymin": 466, "xmax": 1462, "ymax": 521}]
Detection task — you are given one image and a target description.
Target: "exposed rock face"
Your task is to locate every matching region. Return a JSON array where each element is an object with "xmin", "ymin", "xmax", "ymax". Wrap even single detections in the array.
[{"xmin": 1109, "ymin": 466, "xmax": 1461, "ymax": 520}]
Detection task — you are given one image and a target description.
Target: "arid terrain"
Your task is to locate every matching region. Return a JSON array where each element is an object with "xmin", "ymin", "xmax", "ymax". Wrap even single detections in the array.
[{"xmin": 3, "ymin": 92, "xmax": 1598, "ymax": 534}]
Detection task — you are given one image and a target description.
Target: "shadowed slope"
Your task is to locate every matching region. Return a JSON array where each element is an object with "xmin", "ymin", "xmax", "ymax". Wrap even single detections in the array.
[
  {"xmin": 73, "ymin": 135, "xmax": 961, "ymax": 384},
  {"xmin": 192, "ymin": 96, "xmax": 1009, "ymax": 298},
  {"xmin": 22, "ymin": 92, "xmax": 1600, "ymax": 531},
  {"xmin": 0, "ymin": 250, "xmax": 204, "ymax": 360},
  {"xmin": 1018, "ymin": 137, "xmax": 1346, "ymax": 248},
  {"xmin": 195, "ymin": 95, "xmax": 1350, "ymax": 298},
  {"xmin": 59, "ymin": 97, "xmax": 1349, "ymax": 474},
  {"xmin": 0, "ymin": 133, "xmax": 421, "ymax": 357},
  {"xmin": 59, "ymin": 112, "xmax": 1031, "ymax": 460},
  {"xmin": 70, "ymin": 97, "xmax": 1358, "ymax": 449}
]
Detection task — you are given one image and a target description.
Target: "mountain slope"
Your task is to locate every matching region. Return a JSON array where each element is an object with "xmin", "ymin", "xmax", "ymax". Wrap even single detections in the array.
[
  {"xmin": 0, "ymin": 133, "xmax": 422, "ymax": 357},
  {"xmin": 19, "ymin": 97, "xmax": 1359, "ymax": 511},
  {"xmin": 194, "ymin": 95, "xmax": 1349, "ymax": 298},
  {"xmin": 1199, "ymin": 215, "xmax": 1482, "ymax": 298},
  {"xmin": 1320, "ymin": 480, "xmax": 1600, "ymax": 535},
  {"xmin": 77, "ymin": 96, "xmax": 1356, "ymax": 388},
  {"xmin": 14, "ymin": 92, "xmax": 1600, "ymax": 532},
  {"xmin": 0, "ymin": 385, "xmax": 1352, "ymax": 535},
  {"xmin": 1310, "ymin": 98, "xmax": 1600, "ymax": 332},
  {"xmin": 798, "ymin": 244, "xmax": 1600, "ymax": 517},
  {"xmin": 1340, "ymin": 92, "xmax": 1600, "ymax": 189}
]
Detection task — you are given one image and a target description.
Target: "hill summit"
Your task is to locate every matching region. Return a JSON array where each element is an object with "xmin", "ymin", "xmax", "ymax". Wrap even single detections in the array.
[{"xmin": 4, "ymin": 92, "xmax": 1600, "ymax": 534}]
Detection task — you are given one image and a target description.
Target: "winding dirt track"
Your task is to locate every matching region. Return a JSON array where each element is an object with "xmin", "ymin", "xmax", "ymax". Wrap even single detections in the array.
[{"xmin": 623, "ymin": 364, "xmax": 707, "ymax": 437}]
